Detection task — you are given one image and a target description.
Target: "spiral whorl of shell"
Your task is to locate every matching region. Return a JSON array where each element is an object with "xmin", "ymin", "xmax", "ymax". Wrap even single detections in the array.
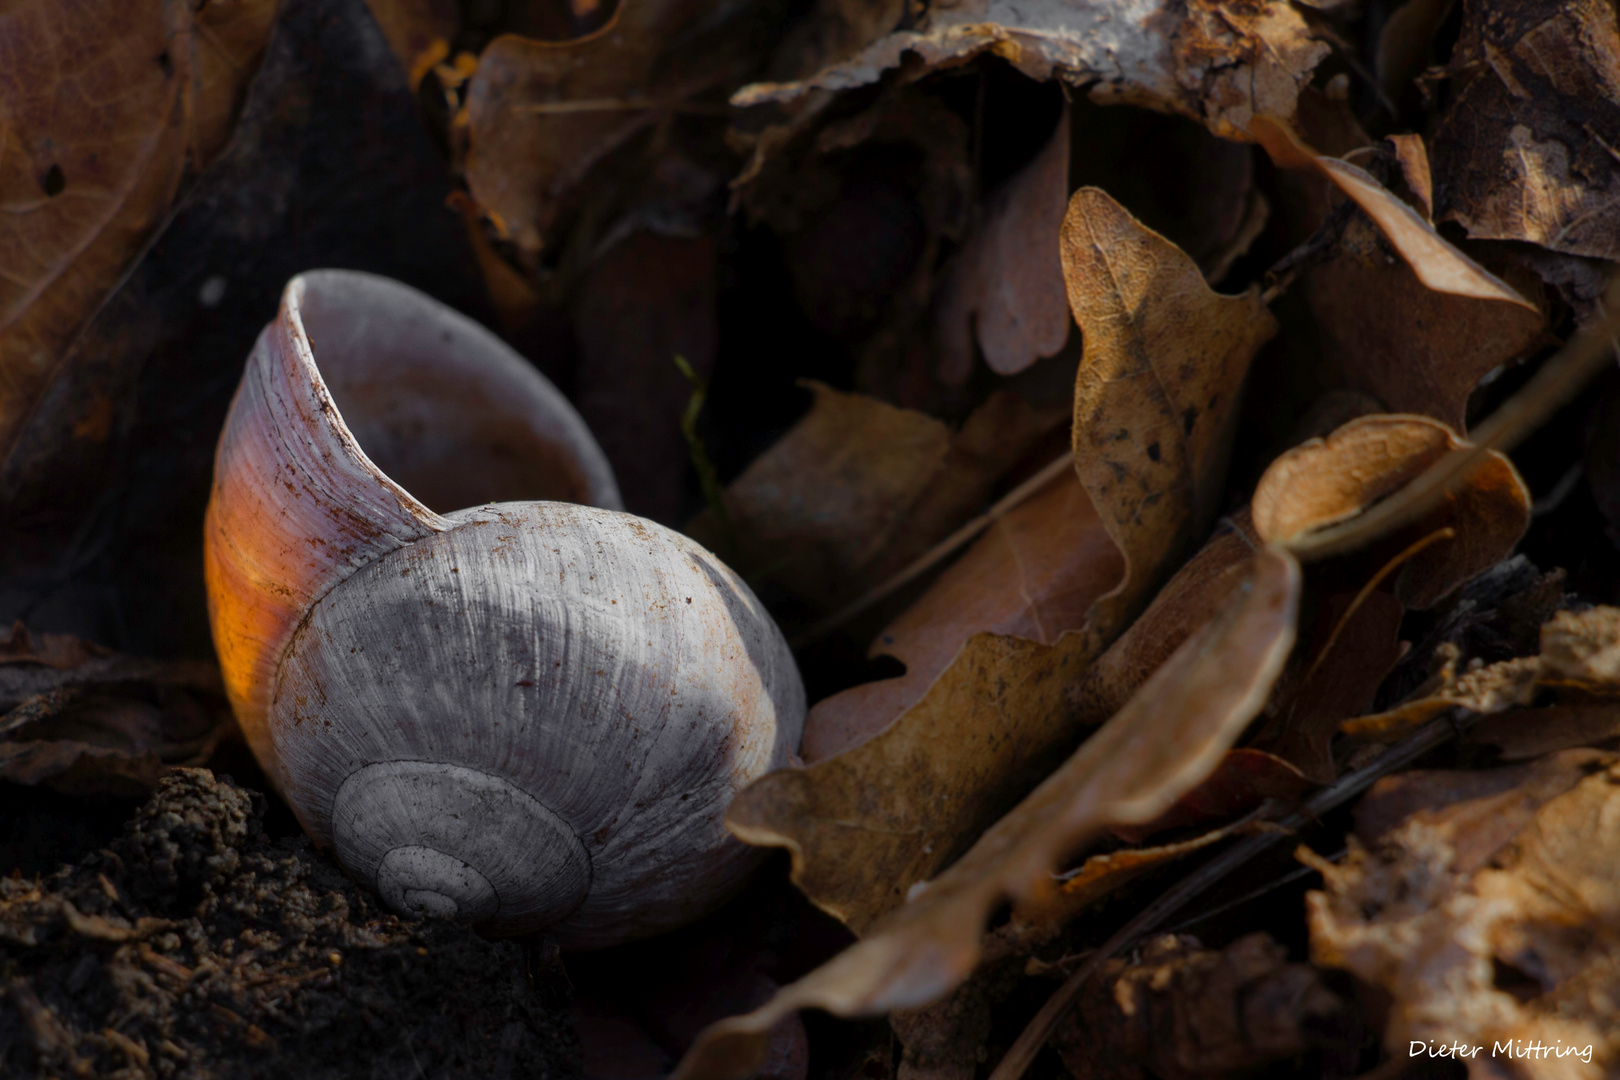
[{"xmin": 206, "ymin": 271, "xmax": 804, "ymax": 945}]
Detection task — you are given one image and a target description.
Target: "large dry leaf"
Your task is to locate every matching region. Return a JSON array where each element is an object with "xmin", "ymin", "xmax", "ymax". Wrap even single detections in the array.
[
  {"xmin": 686, "ymin": 385, "xmax": 1065, "ymax": 620},
  {"xmin": 1430, "ymin": 0, "xmax": 1620, "ymax": 259},
  {"xmin": 1252, "ymin": 119, "xmax": 1544, "ymax": 429},
  {"xmin": 733, "ymin": 0, "xmax": 1328, "ymax": 143},
  {"xmin": 463, "ymin": 0, "xmax": 748, "ymax": 258},
  {"xmin": 934, "ymin": 106, "xmax": 1070, "ymax": 384},
  {"xmin": 725, "ymin": 188, "xmax": 1276, "ymax": 932},
  {"xmin": 0, "ymin": 0, "xmax": 272, "ymax": 470},
  {"xmin": 1308, "ymin": 754, "xmax": 1620, "ymax": 1074},
  {"xmin": 674, "ymin": 549, "xmax": 1300, "ymax": 1080}
]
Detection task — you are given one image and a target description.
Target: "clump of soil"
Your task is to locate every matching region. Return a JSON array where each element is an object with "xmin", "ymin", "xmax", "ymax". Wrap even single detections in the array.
[{"xmin": 0, "ymin": 768, "xmax": 578, "ymax": 1079}]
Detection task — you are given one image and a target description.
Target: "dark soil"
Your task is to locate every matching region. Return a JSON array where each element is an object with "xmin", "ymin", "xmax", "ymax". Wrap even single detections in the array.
[{"xmin": 0, "ymin": 769, "xmax": 578, "ymax": 1079}]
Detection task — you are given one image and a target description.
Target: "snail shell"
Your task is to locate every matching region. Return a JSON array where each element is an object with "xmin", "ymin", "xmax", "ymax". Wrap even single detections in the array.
[{"xmin": 205, "ymin": 270, "xmax": 805, "ymax": 947}]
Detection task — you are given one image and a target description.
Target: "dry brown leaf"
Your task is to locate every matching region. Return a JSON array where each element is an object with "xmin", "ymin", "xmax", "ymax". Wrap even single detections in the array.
[
  {"xmin": 673, "ymin": 548, "xmax": 1299, "ymax": 1080},
  {"xmin": 0, "ymin": 629, "xmax": 230, "ymax": 797},
  {"xmin": 686, "ymin": 384, "xmax": 1066, "ymax": 622},
  {"xmin": 734, "ymin": 0, "xmax": 1328, "ymax": 143},
  {"xmin": 1110, "ymin": 748, "xmax": 1312, "ymax": 844},
  {"xmin": 1540, "ymin": 607, "xmax": 1620, "ymax": 691},
  {"xmin": 1262, "ymin": 590, "xmax": 1406, "ymax": 783},
  {"xmin": 1052, "ymin": 933, "xmax": 1347, "ymax": 1080},
  {"xmin": 1252, "ymin": 415, "xmax": 1531, "ymax": 609},
  {"xmin": 1065, "ymin": 187, "xmax": 1278, "ymax": 641},
  {"xmin": 934, "ymin": 106, "xmax": 1070, "ymax": 385},
  {"xmin": 0, "ymin": 0, "xmax": 272, "ymax": 471},
  {"xmin": 1069, "ymin": 516, "xmax": 1257, "ymax": 729},
  {"xmin": 1473, "ymin": 706, "xmax": 1620, "ymax": 763},
  {"xmin": 1253, "ymin": 118, "xmax": 1545, "ymax": 429},
  {"xmin": 803, "ymin": 472, "xmax": 1121, "ymax": 762},
  {"xmin": 722, "ymin": 188, "xmax": 1275, "ymax": 934},
  {"xmin": 1308, "ymin": 754, "xmax": 1620, "ymax": 1074},
  {"xmin": 1430, "ymin": 0, "xmax": 1620, "ymax": 259},
  {"xmin": 463, "ymin": 0, "xmax": 746, "ymax": 259}
]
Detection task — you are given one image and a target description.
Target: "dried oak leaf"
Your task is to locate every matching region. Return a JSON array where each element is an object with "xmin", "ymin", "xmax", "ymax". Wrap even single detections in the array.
[
  {"xmin": 0, "ymin": 0, "xmax": 274, "ymax": 471},
  {"xmin": 724, "ymin": 187, "xmax": 1276, "ymax": 929},
  {"xmin": 1307, "ymin": 753, "xmax": 1620, "ymax": 1076},
  {"xmin": 463, "ymin": 0, "xmax": 751, "ymax": 259},
  {"xmin": 1430, "ymin": 0, "xmax": 1620, "ymax": 259},
  {"xmin": 1052, "ymin": 933, "xmax": 1347, "ymax": 1080},
  {"xmin": 686, "ymin": 384, "xmax": 1066, "ymax": 625},
  {"xmin": 733, "ymin": 0, "xmax": 1328, "ymax": 143},
  {"xmin": 673, "ymin": 548, "xmax": 1299, "ymax": 1080},
  {"xmin": 1252, "ymin": 118, "xmax": 1545, "ymax": 431},
  {"xmin": 933, "ymin": 105, "xmax": 1071, "ymax": 385}
]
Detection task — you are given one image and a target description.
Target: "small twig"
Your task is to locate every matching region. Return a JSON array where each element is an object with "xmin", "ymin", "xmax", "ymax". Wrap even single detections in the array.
[
  {"xmin": 674, "ymin": 355, "xmax": 737, "ymax": 567},
  {"xmin": 1258, "ymin": 201, "xmax": 1356, "ymax": 305},
  {"xmin": 791, "ymin": 452, "xmax": 1075, "ymax": 646},
  {"xmin": 987, "ymin": 712, "xmax": 1473, "ymax": 1080}
]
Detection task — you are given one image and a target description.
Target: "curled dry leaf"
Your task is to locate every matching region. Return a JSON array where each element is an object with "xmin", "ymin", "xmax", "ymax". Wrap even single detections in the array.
[
  {"xmin": 734, "ymin": 0, "xmax": 1328, "ymax": 143},
  {"xmin": 1254, "ymin": 415, "xmax": 1531, "ymax": 609},
  {"xmin": 1251, "ymin": 118, "xmax": 1544, "ymax": 430},
  {"xmin": 0, "ymin": 0, "xmax": 274, "ymax": 469},
  {"xmin": 1430, "ymin": 0, "xmax": 1620, "ymax": 259},
  {"xmin": 1051, "ymin": 933, "xmax": 1348, "ymax": 1080},
  {"xmin": 1308, "ymin": 753, "xmax": 1620, "ymax": 1075},
  {"xmin": 673, "ymin": 549, "xmax": 1299, "ymax": 1080},
  {"xmin": 934, "ymin": 106, "xmax": 1070, "ymax": 385},
  {"xmin": 463, "ymin": 0, "xmax": 746, "ymax": 258},
  {"xmin": 686, "ymin": 384, "xmax": 1066, "ymax": 621},
  {"xmin": 725, "ymin": 188, "xmax": 1276, "ymax": 930},
  {"xmin": 1076, "ymin": 414, "xmax": 1530, "ymax": 733}
]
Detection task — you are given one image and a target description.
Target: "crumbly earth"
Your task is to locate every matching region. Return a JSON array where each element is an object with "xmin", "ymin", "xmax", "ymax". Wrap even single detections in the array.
[{"xmin": 0, "ymin": 768, "xmax": 578, "ymax": 1079}]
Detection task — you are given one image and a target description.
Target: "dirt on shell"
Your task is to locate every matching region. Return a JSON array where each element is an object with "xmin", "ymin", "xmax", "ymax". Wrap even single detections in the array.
[{"xmin": 0, "ymin": 768, "xmax": 578, "ymax": 1079}]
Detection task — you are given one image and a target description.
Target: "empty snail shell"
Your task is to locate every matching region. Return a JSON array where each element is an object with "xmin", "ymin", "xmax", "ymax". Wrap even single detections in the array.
[{"xmin": 205, "ymin": 270, "xmax": 805, "ymax": 948}]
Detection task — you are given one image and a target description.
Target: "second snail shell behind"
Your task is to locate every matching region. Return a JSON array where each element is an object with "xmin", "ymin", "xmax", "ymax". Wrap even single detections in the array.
[{"xmin": 205, "ymin": 270, "xmax": 805, "ymax": 948}]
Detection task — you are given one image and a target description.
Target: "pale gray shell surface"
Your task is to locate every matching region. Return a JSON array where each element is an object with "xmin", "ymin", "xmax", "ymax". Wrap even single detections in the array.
[{"xmin": 206, "ymin": 270, "xmax": 806, "ymax": 948}]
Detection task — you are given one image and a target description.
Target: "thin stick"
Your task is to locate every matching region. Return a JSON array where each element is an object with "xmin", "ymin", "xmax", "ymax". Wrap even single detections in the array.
[
  {"xmin": 792, "ymin": 452, "xmax": 1075, "ymax": 646},
  {"xmin": 986, "ymin": 712, "xmax": 1470, "ymax": 1080},
  {"xmin": 1283, "ymin": 288, "xmax": 1620, "ymax": 563}
]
